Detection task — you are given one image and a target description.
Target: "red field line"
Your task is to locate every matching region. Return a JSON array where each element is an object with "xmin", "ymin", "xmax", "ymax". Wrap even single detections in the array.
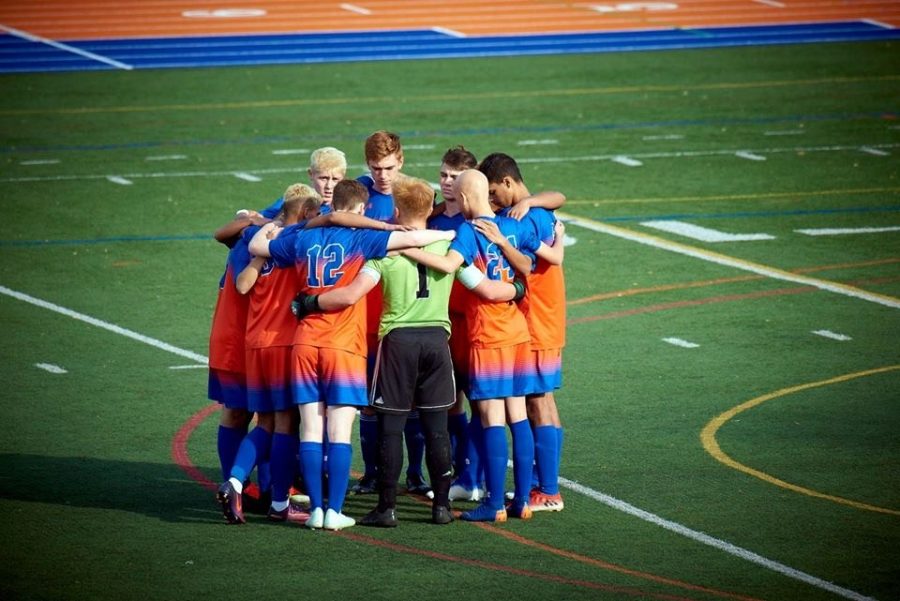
[{"xmin": 1, "ymin": 0, "xmax": 897, "ymax": 40}]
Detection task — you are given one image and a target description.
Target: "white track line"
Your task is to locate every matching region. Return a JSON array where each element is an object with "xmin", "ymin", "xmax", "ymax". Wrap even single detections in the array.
[
  {"xmin": 559, "ymin": 477, "xmax": 876, "ymax": 601},
  {"xmin": 340, "ymin": 3, "xmax": 371, "ymax": 15},
  {"xmin": 0, "ymin": 285, "xmax": 208, "ymax": 364},
  {"xmin": 0, "ymin": 23, "xmax": 133, "ymax": 70},
  {"xmin": 559, "ymin": 213, "xmax": 900, "ymax": 310},
  {"xmin": 2, "ymin": 282, "xmax": 876, "ymax": 599}
]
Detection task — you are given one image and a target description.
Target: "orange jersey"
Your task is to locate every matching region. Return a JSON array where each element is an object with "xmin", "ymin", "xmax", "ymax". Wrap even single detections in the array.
[
  {"xmin": 208, "ymin": 264, "xmax": 250, "ymax": 373},
  {"xmin": 522, "ymin": 260, "xmax": 566, "ymax": 350},
  {"xmin": 245, "ymin": 261, "xmax": 299, "ymax": 349}
]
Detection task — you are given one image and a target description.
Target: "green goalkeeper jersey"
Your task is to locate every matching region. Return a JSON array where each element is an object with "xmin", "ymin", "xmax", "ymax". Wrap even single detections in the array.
[{"xmin": 361, "ymin": 239, "xmax": 454, "ymax": 339}]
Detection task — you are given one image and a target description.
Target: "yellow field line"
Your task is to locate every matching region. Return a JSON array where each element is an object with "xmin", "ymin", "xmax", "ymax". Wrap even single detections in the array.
[
  {"xmin": 700, "ymin": 365, "xmax": 900, "ymax": 516},
  {"xmin": 2, "ymin": 75, "xmax": 898, "ymax": 116}
]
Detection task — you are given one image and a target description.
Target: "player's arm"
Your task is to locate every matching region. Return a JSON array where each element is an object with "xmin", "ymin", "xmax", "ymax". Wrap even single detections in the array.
[
  {"xmin": 235, "ymin": 256, "xmax": 266, "ymax": 294},
  {"xmin": 304, "ymin": 211, "xmax": 412, "ymax": 231},
  {"xmin": 456, "ymin": 264, "xmax": 522, "ymax": 302},
  {"xmin": 401, "ymin": 247, "xmax": 465, "ymax": 275},
  {"xmin": 507, "ymin": 190, "xmax": 566, "ymax": 221},
  {"xmin": 214, "ymin": 210, "xmax": 269, "ymax": 245},
  {"xmin": 472, "ymin": 218, "xmax": 533, "ymax": 277},
  {"xmin": 316, "ymin": 270, "xmax": 379, "ymax": 311},
  {"xmin": 247, "ymin": 222, "xmax": 282, "ymax": 258},
  {"xmin": 386, "ymin": 228, "xmax": 455, "ymax": 251},
  {"xmin": 534, "ymin": 220, "xmax": 566, "ymax": 266}
]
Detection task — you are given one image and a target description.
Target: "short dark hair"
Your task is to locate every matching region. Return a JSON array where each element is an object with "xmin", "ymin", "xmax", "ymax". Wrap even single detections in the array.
[
  {"xmin": 332, "ymin": 179, "xmax": 368, "ymax": 211},
  {"xmin": 441, "ymin": 145, "xmax": 477, "ymax": 171},
  {"xmin": 478, "ymin": 152, "xmax": 523, "ymax": 184}
]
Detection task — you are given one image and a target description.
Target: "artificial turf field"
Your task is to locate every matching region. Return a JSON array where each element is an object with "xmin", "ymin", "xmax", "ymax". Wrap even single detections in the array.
[{"xmin": 1, "ymin": 39, "xmax": 898, "ymax": 601}]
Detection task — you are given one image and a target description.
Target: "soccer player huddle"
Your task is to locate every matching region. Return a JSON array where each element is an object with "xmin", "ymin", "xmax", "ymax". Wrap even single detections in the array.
[{"xmin": 208, "ymin": 131, "xmax": 567, "ymax": 531}]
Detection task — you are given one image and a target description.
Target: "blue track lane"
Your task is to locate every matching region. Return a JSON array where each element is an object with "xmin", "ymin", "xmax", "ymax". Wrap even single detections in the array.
[{"xmin": 1, "ymin": 21, "xmax": 898, "ymax": 73}]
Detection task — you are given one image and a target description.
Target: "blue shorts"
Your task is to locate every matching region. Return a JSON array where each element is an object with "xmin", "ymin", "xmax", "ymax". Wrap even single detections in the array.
[
  {"xmin": 292, "ymin": 344, "xmax": 369, "ymax": 407},
  {"xmin": 468, "ymin": 341, "xmax": 534, "ymax": 401},
  {"xmin": 208, "ymin": 368, "xmax": 248, "ymax": 410},
  {"xmin": 528, "ymin": 348, "xmax": 562, "ymax": 395},
  {"xmin": 246, "ymin": 346, "xmax": 294, "ymax": 413}
]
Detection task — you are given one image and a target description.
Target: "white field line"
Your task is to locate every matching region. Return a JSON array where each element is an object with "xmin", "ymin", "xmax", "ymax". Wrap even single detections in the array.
[
  {"xmin": 145, "ymin": 155, "xmax": 187, "ymax": 161},
  {"xmin": 796, "ymin": 226, "xmax": 900, "ymax": 236},
  {"xmin": 860, "ymin": 146, "xmax": 890, "ymax": 156},
  {"xmin": 558, "ymin": 477, "xmax": 876, "ymax": 601},
  {"xmin": 662, "ymin": 337, "xmax": 700, "ymax": 348},
  {"xmin": 106, "ymin": 176, "xmax": 133, "ymax": 185},
  {"xmin": 764, "ymin": 130, "xmax": 804, "ymax": 136},
  {"xmin": 21, "ymin": 159, "xmax": 60, "ymax": 165},
  {"xmin": 271, "ymin": 149, "xmax": 309, "ymax": 155},
  {"xmin": 0, "ymin": 23, "xmax": 133, "ymax": 70},
  {"xmin": 4, "ymin": 281, "xmax": 876, "ymax": 601},
  {"xmin": 35, "ymin": 363, "xmax": 67, "ymax": 374},
  {"xmin": 0, "ymin": 285, "xmax": 208, "ymax": 364},
  {"xmin": 735, "ymin": 150, "xmax": 766, "ymax": 161},
  {"xmin": 611, "ymin": 155, "xmax": 643, "ymax": 167},
  {"xmin": 812, "ymin": 330, "xmax": 852, "ymax": 341},
  {"xmin": 170, "ymin": 364, "xmax": 208, "ymax": 369},
  {"xmin": 558, "ymin": 212, "xmax": 900, "ymax": 310},
  {"xmin": 233, "ymin": 172, "xmax": 262, "ymax": 182},
  {"xmin": 4, "ymin": 143, "xmax": 900, "ymax": 185},
  {"xmin": 641, "ymin": 220, "xmax": 775, "ymax": 242}
]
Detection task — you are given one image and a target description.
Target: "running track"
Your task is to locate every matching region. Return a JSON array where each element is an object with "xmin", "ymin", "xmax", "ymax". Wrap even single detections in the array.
[{"xmin": 1, "ymin": 0, "xmax": 899, "ymax": 73}]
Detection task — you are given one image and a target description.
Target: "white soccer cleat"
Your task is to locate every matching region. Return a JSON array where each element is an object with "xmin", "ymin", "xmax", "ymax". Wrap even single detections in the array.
[
  {"xmin": 305, "ymin": 507, "xmax": 324, "ymax": 529},
  {"xmin": 448, "ymin": 482, "xmax": 484, "ymax": 502},
  {"xmin": 323, "ymin": 508, "xmax": 356, "ymax": 531}
]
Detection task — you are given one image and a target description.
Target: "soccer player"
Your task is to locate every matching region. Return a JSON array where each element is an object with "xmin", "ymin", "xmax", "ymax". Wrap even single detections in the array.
[
  {"xmin": 354, "ymin": 130, "xmax": 430, "ymax": 498},
  {"xmin": 402, "ymin": 170, "xmax": 563, "ymax": 522},
  {"xmin": 248, "ymin": 179, "xmax": 456, "ymax": 530},
  {"xmin": 294, "ymin": 176, "xmax": 521, "ymax": 527},
  {"xmin": 427, "ymin": 146, "xmax": 485, "ymax": 502},
  {"xmin": 208, "ymin": 218, "xmax": 254, "ymax": 503},
  {"xmin": 220, "ymin": 190, "xmax": 320, "ymax": 525},
  {"xmin": 479, "ymin": 152, "xmax": 567, "ymax": 512}
]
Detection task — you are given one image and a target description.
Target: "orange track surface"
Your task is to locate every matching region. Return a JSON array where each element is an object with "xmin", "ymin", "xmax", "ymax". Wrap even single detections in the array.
[{"xmin": 0, "ymin": 0, "xmax": 898, "ymax": 41}]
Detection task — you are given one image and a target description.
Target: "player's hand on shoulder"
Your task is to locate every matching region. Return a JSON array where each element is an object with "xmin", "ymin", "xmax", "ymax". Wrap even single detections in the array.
[
  {"xmin": 507, "ymin": 198, "xmax": 532, "ymax": 221},
  {"xmin": 473, "ymin": 218, "xmax": 503, "ymax": 244}
]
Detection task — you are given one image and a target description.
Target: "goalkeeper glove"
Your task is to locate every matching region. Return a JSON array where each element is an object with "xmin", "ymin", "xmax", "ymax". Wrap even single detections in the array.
[{"xmin": 291, "ymin": 292, "xmax": 322, "ymax": 319}]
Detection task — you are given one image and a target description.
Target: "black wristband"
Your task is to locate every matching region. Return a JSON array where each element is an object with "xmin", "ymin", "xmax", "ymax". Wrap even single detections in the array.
[{"xmin": 512, "ymin": 279, "xmax": 527, "ymax": 301}]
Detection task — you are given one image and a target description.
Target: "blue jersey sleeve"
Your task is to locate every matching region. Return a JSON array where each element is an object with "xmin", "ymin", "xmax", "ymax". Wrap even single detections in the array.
[
  {"xmin": 260, "ymin": 196, "xmax": 284, "ymax": 219},
  {"xmin": 449, "ymin": 222, "xmax": 478, "ymax": 265},
  {"xmin": 268, "ymin": 231, "xmax": 297, "ymax": 268},
  {"xmin": 227, "ymin": 237, "xmax": 253, "ymax": 289}
]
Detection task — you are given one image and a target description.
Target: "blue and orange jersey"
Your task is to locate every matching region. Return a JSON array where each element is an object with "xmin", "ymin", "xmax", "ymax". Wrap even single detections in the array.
[
  {"xmin": 428, "ymin": 211, "xmax": 469, "ymax": 316},
  {"xmin": 498, "ymin": 207, "xmax": 566, "ymax": 350},
  {"xmin": 208, "ymin": 237, "xmax": 253, "ymax": 372},
  {"xmin": 242, "ymin": 224, "xmax": 304, "ymax": 350},
  {"xmin": 269, "ymin": 226, "xmax": 391, "ymax": 356},
  {"xmin": 450, "ymin": 216, "xmax": 537, "ymax": 349},
  {"xmin": 358, "ymin": 174, "xmax": 395, "ymax": 223}
]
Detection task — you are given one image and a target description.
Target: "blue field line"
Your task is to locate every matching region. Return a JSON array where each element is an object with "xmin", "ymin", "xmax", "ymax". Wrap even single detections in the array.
[
  {"xmin": 4, "ymin": 205, "xmax": 899, "ymax": 248},
  {"xmin": 1, "ymin": 21, "xmax": 897, "ymax": 73}
]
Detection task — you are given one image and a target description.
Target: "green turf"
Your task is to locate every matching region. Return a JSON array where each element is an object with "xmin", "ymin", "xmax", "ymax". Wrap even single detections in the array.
[{"xmin": 1, "ymin": 41, "xmax": 899, "ymax": 601}]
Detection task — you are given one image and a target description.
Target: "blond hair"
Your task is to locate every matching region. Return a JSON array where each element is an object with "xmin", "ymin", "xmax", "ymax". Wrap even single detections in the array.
[{"xmin": 309, "ymin": 147, "xmax": 347, "ymax": 174}]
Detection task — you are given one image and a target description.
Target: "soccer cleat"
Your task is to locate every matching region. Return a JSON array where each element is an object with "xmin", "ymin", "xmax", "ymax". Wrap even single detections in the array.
[
  {"xmin": 448, "ymin": 482, "xmax": 484, "ymax": 502},
  {"xmin": 505, "ymin": 500, "xmax": 533, "ymax": 520},
  {"xmin": 360, "ymin": 507, "xmax": 398, "ymax": 528},
  {"xmin": 323, "ymin": 508, "xmax": 356, "ymax": 531},
  {"xmin": 267, "ymin": 505, "xmax": 311, "ymax": 523},
  {"xmin": 432, "ymin": 505, "xmax": 454, "ymax": 525},
  {"xmin": 216, "ymin": 481, "xmax": 245, "ymax": 524},
  {"xmin": 529, "ymin": 490, "xmax": 564, "ymax": 512},
  {"xmin": 305, "ymin": 507, "xmax": 325, "ymax": 529},
  {"xmin": 405, "ymin": 473, "xmax": 433, "ymax": 499},
  {"xmin": 351, "ymin": 474, "xmax": 378, "ymax": 494},
  {"xmin": 460, "ymin": 502, "xmax": 507, "ymax": 523},
  {"xmin": 289, "ymin": 485, "xmax": 310, "ymax": 506}
]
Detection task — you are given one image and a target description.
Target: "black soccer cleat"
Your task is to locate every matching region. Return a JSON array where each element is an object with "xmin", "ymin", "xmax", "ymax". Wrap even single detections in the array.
[{"xmin": 359, "ymin": 507, "xmax": 398, "ymax": 528}]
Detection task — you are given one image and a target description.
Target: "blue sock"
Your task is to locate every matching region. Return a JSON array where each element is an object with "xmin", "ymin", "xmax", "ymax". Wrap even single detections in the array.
[
  {"xmin": 448, "ymin": 412, "xmax": 469, "ymax": 477},
  {"xmin": 482, "ymin": 425, "xmax": 507, "ymax": 510},
  {"xmin": 270, "ymin": 432, "xmax": 298, "ymax": 504},
  {"xmin": 217, "ymin": 424, "xmax": 246, "ymax": 481},
  {"xmin": 257, "ymin": 461, "xmax": 271, "ymax": 493},
  {"xmin": 457, "ymin": 412, "xmax": 482, "ymax": 490},
  {"xmin": 327, "ymin": 442, "xmax": 352, "ymax": 513},
  {"xmin": 300, "ymin": 441, "xmax": 324, "ymax": 510},
  {"xmin": 404, "ymin": 412, "xmax": 425, "ymax": 478},
  {"xmin": 509, "ymin": 420, "xmax": 534, "ymax": 504},
  {"xmin": 359, "ymin": 413, "xmax": 378, "ymax": 479},
  {"xmin": 230, "ymin": 427, "xmax": 271, "ymax": 484},
  {"xmin": 535, "ymin": 425, "xmax": 559, "ymax": 495}
]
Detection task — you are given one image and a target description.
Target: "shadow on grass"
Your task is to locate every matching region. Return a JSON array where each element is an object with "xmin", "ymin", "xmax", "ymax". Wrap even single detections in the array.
[{"xmin": 0, "ymin": 453, "xmax": 220, "ymax": 523}]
